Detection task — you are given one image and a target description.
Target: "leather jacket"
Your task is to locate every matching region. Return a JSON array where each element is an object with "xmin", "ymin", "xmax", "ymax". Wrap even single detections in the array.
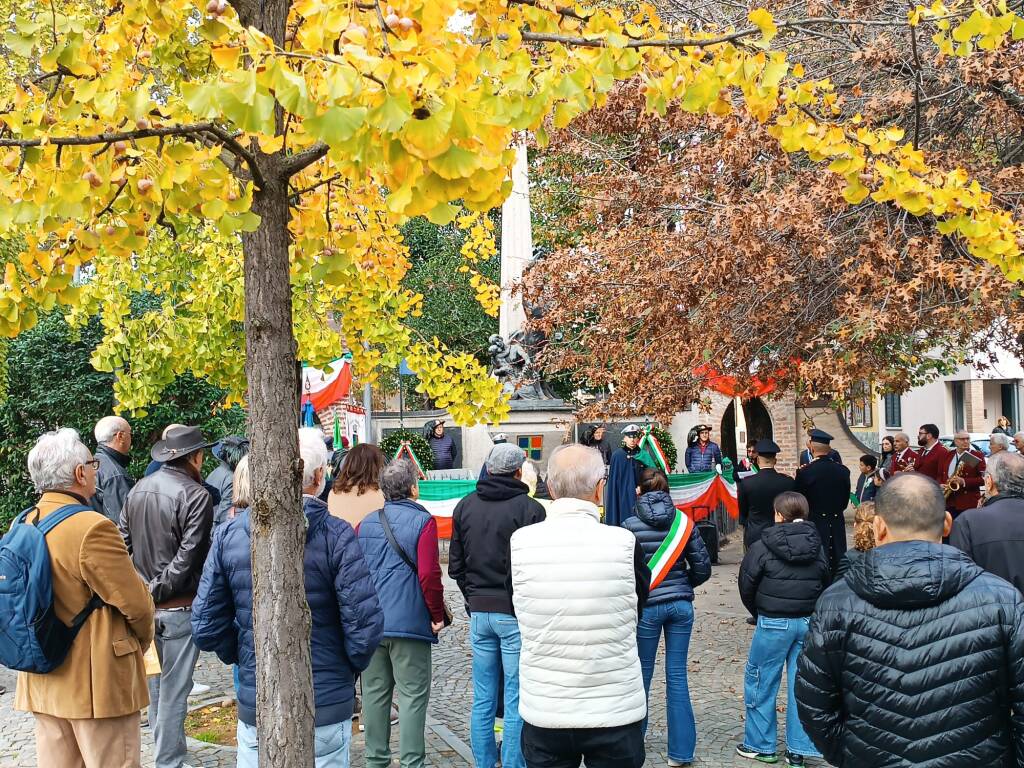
[{"xmin": 119, "ymin": 464, "xmax": 214, "ymax": 606}]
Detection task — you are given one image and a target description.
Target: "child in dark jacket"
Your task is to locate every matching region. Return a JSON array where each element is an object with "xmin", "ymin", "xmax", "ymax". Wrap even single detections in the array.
[{"xmin": 737, "ymin": 491, "xmax": 830, "ymax": 768}]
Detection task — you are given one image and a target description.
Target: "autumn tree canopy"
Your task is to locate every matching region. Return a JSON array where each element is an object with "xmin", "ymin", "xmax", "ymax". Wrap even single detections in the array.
[{"xmin": 527, "ymin": 0, "xmax": 1024, "ymax": 420}]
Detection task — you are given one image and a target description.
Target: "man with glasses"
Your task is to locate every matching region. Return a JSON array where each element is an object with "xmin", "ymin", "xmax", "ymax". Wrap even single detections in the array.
[
  {"xmin": 14, "ymin": 429, "xmax": 153, "ymax": 767},
  {"xmin": 913, "ymin": 424, "xmax": 949, "ymax": 484},
  {"xmin": 941, "ymin": 430, "xmax": 986, "ymax": 521}
]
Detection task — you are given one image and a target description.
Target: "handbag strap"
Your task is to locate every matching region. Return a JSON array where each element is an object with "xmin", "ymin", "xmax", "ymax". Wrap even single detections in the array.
[{"xmin": 378, "ymin": 509, "xmax": 417, "ymax": 575}]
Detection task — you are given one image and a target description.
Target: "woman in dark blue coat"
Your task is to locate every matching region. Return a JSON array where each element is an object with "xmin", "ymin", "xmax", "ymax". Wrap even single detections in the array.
[{"xmin": 623, "ymin": 468, "xmax": 711, "ymax": 766}]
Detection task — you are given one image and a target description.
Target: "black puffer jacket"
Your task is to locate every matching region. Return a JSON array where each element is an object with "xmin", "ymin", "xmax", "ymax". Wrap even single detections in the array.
[
  {"xmin": 738, "ymin": 521, "xmax": 830, "ymax": 618},
  {"xmin": 796, "ymin": 540, "xmax": 1024, "ymax": 768},
  {"xmin": 622, "ymin": 491, "xmax": 711, "ymax": 605}
]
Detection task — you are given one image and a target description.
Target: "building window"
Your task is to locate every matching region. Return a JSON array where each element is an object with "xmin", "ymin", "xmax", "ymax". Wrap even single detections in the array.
[
  {"xmin": 845, "ymin": 380, "xmax": 872, "ymax": 427},
  {"xmin": 518, "ymin": 435, "xmax": 543, "ymax": 461},
  {"xmin": 883, "ymin": 393, "xmax": 902, "ymax": 429},
  {"xmin": 952, "ymin": 381, "xmax": 966, "ymax": 432}
]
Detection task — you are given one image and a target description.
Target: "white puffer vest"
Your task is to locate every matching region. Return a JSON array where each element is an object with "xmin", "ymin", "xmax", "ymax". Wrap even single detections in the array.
[{"xmin": 510, "ymin": 497, "xmax": 647, "ymax": 729}]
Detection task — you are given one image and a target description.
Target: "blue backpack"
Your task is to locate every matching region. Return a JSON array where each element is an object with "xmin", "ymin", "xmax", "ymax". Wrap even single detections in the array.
[{"xmin": 0, "ymin": 504, "xmax": 104, "ymax": 673}]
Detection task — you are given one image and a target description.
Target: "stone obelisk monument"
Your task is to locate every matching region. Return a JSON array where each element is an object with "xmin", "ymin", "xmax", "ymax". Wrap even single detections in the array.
[{"xmin": 499, "ymin": 141, "xmax": 532, "ymax": 341}]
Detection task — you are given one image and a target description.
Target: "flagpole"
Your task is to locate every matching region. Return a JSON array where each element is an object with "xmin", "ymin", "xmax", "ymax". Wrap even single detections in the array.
[{"xmin": 398, "ymin": 365, "xmax": 405, "ymax": 430}]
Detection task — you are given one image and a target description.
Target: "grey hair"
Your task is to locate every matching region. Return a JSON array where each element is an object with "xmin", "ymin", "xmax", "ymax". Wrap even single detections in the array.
[
  {"xmin": 1016, "ymin": 431, "xmax": 1024, "ymax": 442},
  {"xmin": 546, "ymin": 444, "xmax": 605, "ymax": 500},
  {"xmin": 380, "ymin": 459, "xmax": 418, "ymax": 501},
  {"xmin": 990, "ymin": 432, "xmax": 1011, "ymax": 452},
  {"xmin": 298, "ymin": 427, "xmax": 329, "ymax": 489},
  {"xmin": 27, "ymin": 428, "xmax": 93, "ymax": 493},
  {"xmin": 989, "ymin": 451, "xmax": 1024, "ymax": 497},
  {"xmin": 94, "ymin": 415, "xmax": 129, "ymax": 445},
  {"xmin": 233, "ymin": 455, "xmax": 251, "ymax": 509},
  {"xmin": 520, "ymin": 460, "xmax": 538, "ymax": 495}
]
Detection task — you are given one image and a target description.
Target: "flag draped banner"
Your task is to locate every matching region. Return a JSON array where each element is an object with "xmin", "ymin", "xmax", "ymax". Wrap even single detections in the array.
[{"xmin": 417, "ymin": 471, "xmax": 738, "ymax": 538}]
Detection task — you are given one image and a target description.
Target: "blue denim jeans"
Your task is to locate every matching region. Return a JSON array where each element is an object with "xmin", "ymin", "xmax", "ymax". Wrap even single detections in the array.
[
  {"xmin": 743, "ymin": 616, "xmax": 822, "ymax": 757},
  {"xmin": 636, "ymin": 599, "xmax": 696, "ymax": 763},
  {"xmin": 236, "ymin": 718, "xmax": 352, "ymax": 767},
  {"xmin": 469, "ymin": 612, "xmax": 524, "ymax": 768}
]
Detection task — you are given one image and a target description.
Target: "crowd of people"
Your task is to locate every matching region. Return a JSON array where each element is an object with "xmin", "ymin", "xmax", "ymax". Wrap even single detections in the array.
[{"xmin": 7, "ymin": 415, "xmax": 1024, "ymax": 768}]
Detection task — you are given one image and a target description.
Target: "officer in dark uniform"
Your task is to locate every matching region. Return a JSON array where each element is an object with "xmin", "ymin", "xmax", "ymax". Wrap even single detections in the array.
[
  {"xmin": 794, "ymin": 428, "xmax": 851, "ymax": 573},
  {"xmin": 737, "ymin": 439, "xmax": 795, "ymax": 551}
]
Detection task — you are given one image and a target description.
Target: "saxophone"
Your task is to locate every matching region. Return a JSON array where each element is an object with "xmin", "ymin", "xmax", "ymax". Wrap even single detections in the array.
[{"xmin": 944, "ymin": 457, "xmax": 968, "ymax": 499}]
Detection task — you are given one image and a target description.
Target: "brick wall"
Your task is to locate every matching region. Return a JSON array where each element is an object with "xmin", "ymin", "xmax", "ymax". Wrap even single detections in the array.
[{"xmin": 966, "ymin": 379, "xmax": 986, "ymax": 432}]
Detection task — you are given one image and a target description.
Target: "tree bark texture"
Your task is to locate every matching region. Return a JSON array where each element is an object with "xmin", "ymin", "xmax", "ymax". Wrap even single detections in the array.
[{"xmin": 242, "ymin": 165, "xmax": 316, "ymax": 768}]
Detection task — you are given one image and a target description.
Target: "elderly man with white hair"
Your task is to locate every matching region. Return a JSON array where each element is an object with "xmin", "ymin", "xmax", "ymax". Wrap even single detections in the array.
[
  {"xmin": 13, "ymin": 428, "xmax": 154, "ymax": 767},
  {"xmin": 510, "ymin": 443, "xmax": 651, "ymax": 768},
  {"xmin": 193, "ymin": 427, "xmax": 383, "ymax": 767},
  {"xmin": 90, "ymin": 415, "xmax": 134, "ymax": 522},
  {"xmin": 989, "ymin": 431, "xmax": 1011, "ymax": 456}
]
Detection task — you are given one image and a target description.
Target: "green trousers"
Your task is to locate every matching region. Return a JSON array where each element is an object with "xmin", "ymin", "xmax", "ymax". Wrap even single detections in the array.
[{"xmin": 362, "ymin": 637, "xmax": 433, "ymax": 768}]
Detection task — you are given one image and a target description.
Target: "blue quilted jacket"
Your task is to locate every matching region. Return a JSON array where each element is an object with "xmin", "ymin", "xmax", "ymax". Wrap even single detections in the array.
[
  {"xmin": 622, "ymin": 491, "xmax": 711, "ymax": 605},
  {"xmin": 192, "ymin": 496, "xmax": 384, "ymax": 727}
]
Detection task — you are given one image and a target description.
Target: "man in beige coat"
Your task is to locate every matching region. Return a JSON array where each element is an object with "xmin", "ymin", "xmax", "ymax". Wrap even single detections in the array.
[{"xmin": 15, "ymin": 428, "xmax": 155, "ymax": 768}]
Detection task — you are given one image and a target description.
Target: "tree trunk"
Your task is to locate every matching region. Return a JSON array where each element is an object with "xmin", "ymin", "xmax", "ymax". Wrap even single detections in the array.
[{"xmin": 242, "ymin": 167, "xmax": 316, "ymax": 767}]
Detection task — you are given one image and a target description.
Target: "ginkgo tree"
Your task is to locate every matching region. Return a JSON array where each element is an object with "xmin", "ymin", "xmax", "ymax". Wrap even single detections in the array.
[{"xmin": 1, "ymin": 0, "xmax": 1022, "ymax": 763}]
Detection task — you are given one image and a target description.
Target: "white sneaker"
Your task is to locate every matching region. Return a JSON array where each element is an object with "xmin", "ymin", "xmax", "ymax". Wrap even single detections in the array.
[{"xmin": 189, "ymin": 683, "xmax": 211, "ymax": 697}]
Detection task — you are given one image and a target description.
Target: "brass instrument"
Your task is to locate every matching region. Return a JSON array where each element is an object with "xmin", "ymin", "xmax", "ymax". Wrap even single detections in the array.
[
  {"xmin": 944, "ymin": 452, "xmax": 980, "ymax": 499},
  {"xmin": 944, "ymin": 460, "xmax": 967, "ymax": 499}
]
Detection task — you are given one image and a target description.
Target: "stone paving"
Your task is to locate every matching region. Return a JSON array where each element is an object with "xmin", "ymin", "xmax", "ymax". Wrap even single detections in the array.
[{"xmin": 0, "ymin": 536, "xmax": 827, "ymax": 767}]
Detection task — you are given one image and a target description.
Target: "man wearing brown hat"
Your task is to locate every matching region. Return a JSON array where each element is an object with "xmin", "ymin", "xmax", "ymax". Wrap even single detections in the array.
[{"xmin": 120, "ymin": 425, "xmax": 214, "ymax": 768}]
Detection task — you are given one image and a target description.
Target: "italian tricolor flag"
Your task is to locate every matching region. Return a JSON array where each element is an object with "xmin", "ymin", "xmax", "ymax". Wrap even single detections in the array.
[
  {"xmin": 647, "ymin": 510, "xmax": 696, "ymax": 589},
  {"xmin": 667, "ymin": 471, "xmax": 738, "ymax": 521},
  {"xmin": 416, "ymin": 470, "xmax": 738, "ymax": 539}
]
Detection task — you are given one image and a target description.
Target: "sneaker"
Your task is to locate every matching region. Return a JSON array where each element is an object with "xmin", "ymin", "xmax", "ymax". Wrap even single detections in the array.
[
  {"xmin": 736, "ymin": 744, "xmax": 779, "ymax": 763},
  {"xmin": 667, "ymin": 760, "xmax": 692, "ymax": 767},
  {"xmin": 785, "ymin": 753, "xmax": 805, "ymax": 767},
  {"xmin": 189, "ymin": 682, "xmax": 211, "ymax": 697}
]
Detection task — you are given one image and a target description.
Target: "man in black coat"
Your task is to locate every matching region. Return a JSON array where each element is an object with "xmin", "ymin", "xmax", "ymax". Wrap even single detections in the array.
[
  {"xmin": 793, "ymin": 429, "xmax": 851, "ymax": 573},
  {"xmin": 449, "ymin": 442, "xmax": 546, "ymax": 768},
  {"xmin": 737, "ymin": 439, "xmax": 794, "ymax": 551},
  {"xmin": 950, "ymin": 451, "xmax": 1024, "ymax": 595},
  {"xmin": 796, "ymin": 473, "xmax": 1024, "ymax": 768}
]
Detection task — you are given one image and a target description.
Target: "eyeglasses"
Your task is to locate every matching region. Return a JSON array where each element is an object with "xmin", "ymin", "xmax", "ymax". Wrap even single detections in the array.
[{"xmin": 82, "ymin": 459, "xmax": 100, "ymax": 470}]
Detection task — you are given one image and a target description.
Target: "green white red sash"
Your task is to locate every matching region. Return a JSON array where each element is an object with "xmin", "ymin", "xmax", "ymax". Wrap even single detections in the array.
[{"xmin": 648, "ymin": 510, "xmax": 695, "ymax": 590}]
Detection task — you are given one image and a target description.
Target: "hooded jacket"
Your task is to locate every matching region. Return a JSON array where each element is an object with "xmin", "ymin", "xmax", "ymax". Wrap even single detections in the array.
[
  {"xmin": 738, "ymin": 521, "xmax": 830, "ymax": 618},
  {"xmin": 622, "ymin": 490, "xmax": 711, "ymax": 605},
  {"xmin": 796, "ymin": 541, "xmax": 1024, "ymax": 768},
  {"xmin": 449, "ymin": 473, "xmax": 546, "ymax": 616},
  {"xmin": 191, "ymin": 496, "xmax": 383, "ymax": 727}
]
